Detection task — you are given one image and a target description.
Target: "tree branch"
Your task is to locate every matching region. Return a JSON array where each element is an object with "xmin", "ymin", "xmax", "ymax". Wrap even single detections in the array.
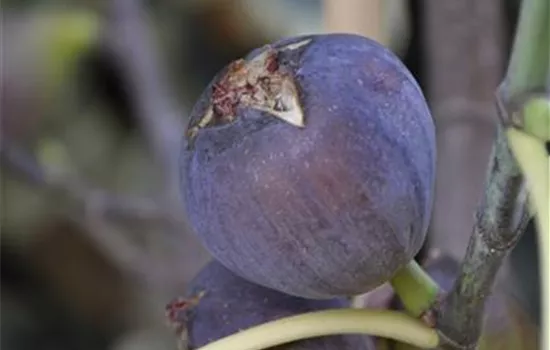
[
  {"xmin": 421, "ymin": 2, "xmax": 532, "ymax": 345},
  {"xmin": 434, "ymin": 126, "xmax": 529, "ymax": 348}
]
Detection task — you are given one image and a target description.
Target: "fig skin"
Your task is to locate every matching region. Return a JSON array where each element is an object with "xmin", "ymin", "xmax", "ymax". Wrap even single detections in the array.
[
  {"xmin": 181, "ymin": 33, "xmax": 436, "ymax": 298},
  {"xmin": 173, "ymin": 260, "xmax": 374, "ymax": 350}
]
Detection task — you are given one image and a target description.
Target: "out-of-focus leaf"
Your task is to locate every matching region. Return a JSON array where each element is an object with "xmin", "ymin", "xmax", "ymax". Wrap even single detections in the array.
[
  {"xmin": 2, "ymin": 9, "xmax": 99, "ymax": 91},
  {"xmin": 1, "ymin": 9, "xmax": 100, "ymax": 142},
  {"xmin": 37, "ymin": 138, "xmax": 73, "ymax": 177},
  {"xmin": 41, "ymin": 10, "xmax": 100, "ymax": 93}
]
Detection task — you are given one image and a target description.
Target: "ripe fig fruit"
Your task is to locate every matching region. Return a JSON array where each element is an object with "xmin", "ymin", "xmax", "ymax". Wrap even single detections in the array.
[
  {"xmin": 167, "ymin": 260, "xmax": 375, "ymax": 349},
  {"xmin": 389, "ymin": 254, "xmax": 539, "ymax": 350},
  {"xmin": 181, "ymin": 33, "xmax": 436, "ymax": 298}
]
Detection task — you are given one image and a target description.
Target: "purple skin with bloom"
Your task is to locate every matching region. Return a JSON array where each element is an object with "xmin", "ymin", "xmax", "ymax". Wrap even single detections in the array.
[
  {"xmin": 181, "ymin": 33, "xmax": 436, "ymax": 299},
  {"xmin": 174, "ymin": 260, "xmax": 374, "ymax": 349}
]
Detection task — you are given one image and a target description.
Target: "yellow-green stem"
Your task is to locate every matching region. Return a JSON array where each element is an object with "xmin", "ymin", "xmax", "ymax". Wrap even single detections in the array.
[
  {"xmin": 499, "ymin": 0, "xmax": 549, "ymax": 348},
  {"xmin": 196, "ymin": 309, "xmax": 439, "ymax": 350},
  {"xmin": 522, "ymin": 97, "xmax": 550, "ymax": 142},
  {"xmin": 506, "ymin": 128, "xmax": 549, "ymax": 350},
  {"xmin": 390, "ymin": 260, "xmax": 440, "ymax": 317},
  {"xmin": 504, "ymin": 0, "xmax": 549, "ymax": 97}
]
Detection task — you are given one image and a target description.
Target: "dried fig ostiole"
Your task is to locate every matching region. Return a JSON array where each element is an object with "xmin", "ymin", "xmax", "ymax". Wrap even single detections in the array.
[
  {"xmin": 164, "ymin": 294, "xmax": 204, "ymax": 350},
  {"xmin": 187, "ymin": 45, "xmax": 304, "ymax": 141},
  {"xmin": 165, "ymin": 291, "xmax": 206, "ymax": 332}
]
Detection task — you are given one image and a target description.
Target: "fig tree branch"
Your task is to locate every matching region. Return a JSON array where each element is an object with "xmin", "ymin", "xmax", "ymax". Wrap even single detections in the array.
[{"xmin": 434, "ymin": 127, "xmax": 529, "ymax": 349}]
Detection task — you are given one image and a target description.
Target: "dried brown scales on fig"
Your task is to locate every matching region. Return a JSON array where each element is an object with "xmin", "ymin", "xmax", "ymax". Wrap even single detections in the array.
[
  {"xmin": 186, "ymin": 46, "xmax": 304, "ymax": 141},
  {"xmin": 165, "ymin": 291, "xmax": 206, "ymax": 332}
]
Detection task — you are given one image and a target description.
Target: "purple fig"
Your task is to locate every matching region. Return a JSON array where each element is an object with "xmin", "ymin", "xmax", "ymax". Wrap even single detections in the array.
[
  {"xmin": 168, "ymin": 260, "xmax": 374, "ymax": 349},
  {"xmin": 181, "ymin": 33, "xmax": 436, "ymax": 298}
]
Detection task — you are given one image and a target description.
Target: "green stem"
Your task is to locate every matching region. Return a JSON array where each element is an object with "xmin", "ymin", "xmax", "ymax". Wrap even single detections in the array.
[
  {"xmin": 503, "ymin": 0, "xmax": 549, "ymax": 99},
  {"xmin": 196, "ymin": 309, "xmax": 439, "ymax": 350},
  {"xmin": 522, "ymin": 96, "xmax": 550, "ymax": 142},
  {"xmin": 390, "ymin": 260, "xmax": 440, "ymax": 317},
  {"xmin": 506, "ymin": 128, "xmax": 549, "ymax": 350},
  {"xmin": 498, "ymin": 0, "xmax": 549, "ymax": 348}
]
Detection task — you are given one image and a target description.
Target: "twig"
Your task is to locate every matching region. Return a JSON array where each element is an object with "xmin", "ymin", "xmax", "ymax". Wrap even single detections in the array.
[
  {"xmin": 434, "ymin": 126, "xmax": 530, "ymax": 349},
  {"xmin": 0, "ymin": 139, "xmax": 175, "ymax": 225}
]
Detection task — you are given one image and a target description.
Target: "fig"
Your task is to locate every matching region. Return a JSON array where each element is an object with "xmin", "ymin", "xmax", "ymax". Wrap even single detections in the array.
[
  {"xmin": 181, "ymin": 33, "xmax": 436, "ymax": 298},
  {"xmin": 167, "ymin": 259, "xmax": 374, "ymax": 349},
  {"xmin": 389, "ymin": 254, "xmax": 539, "ymax": 350}
]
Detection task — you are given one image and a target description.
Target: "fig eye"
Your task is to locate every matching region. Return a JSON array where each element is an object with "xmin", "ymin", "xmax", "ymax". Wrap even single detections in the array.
[{"xmin": 186, "ymin": 46, "xmax": 305, "ymax": 144}]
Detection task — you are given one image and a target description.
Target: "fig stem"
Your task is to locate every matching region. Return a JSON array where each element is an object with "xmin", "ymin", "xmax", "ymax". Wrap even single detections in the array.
[
  {"xmin": 390, "ymin": 260, "xmax": 440, "ymax": 317},
  {"xmin": 194, "ymin": 309, "xmax": 439, "ymax": 350},
  {"xmin": 505, "ymin": 127, "xmax": 548, "ymax": 337},
  {"xmin": 515, "ymin": 96, "xmax": 550, "ymax": 142}
]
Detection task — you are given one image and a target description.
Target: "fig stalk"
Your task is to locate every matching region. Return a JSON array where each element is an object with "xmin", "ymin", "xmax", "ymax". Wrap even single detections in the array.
[{"xmin": 390, "ymin": 260, "xmax": 440, "ymax": 317}]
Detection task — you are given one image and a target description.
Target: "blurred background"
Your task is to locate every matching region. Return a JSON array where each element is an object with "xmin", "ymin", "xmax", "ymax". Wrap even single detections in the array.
[{"xmin": 0, "ymin": 0, "xmax": 542, "ymax": 349}]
